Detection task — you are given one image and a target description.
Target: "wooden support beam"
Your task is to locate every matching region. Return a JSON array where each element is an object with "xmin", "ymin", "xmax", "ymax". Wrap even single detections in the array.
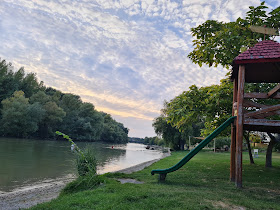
[
  {"xmin": 244, "ymin": 119, "xmax": 280, "ymax": 127},
  {"xmin": 244, "ymin": 92, "xmax": 280, "ymax": 99},
  {"xmin": 244, "ymin": 104, "xmax": 280, "ymax": 118},
  {"xmin": 244, "ymin": 119, "xmax": 280, "ymax": 132},
  {"xmin": 243, "ymin": 100, "xmax": 280, "ymax": 118},
  {"xmin": 268, "ymin": 84, "xmax": 280, "ymax": 98},
  {"xmin": 243, "ymin": 100, "xmax": 267, "ymax": 108},
  {"xmin": 230, "ymin": 78, "xmax": 237, "ymax": 182},
  {"xmin": 236, "ymin": 65, "xmax": 245, "ymax": 188},
  {"xmin": 249, "ymin": 111, "xmax": 279, "ymax": 119}
]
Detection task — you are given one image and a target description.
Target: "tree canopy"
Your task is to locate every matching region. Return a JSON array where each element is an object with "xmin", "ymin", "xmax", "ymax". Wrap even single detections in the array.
[
  {"xmin": 188, "ymin": 2, "xmax": 280, "ymax": 68},
  {"xmin": 0, "ymin": 59, "xmax": 129, "ymax": 143}
]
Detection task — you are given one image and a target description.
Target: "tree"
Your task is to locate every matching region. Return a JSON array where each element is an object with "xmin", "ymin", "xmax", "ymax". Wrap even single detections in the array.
[
  {"xmin": 20, "ymin": 72, "xmax": 45, "ymax": 98},
  {"xmin": 30, "ymin": 91, "xmax": 66, "ymax": 138},
  {"xmin": 188, "ymin": 2, "xmax": 279, "ymax": 68},
  {"xmin": 165, "ymin": 79, "xmax": 231, "ymax": 137},
  {"xmin": 0, "ymin": 59, "xmax": 129, "ymax": 142},
  {"xmin": 153, "ymin": 114, "xmax": 185, "ymax": 150},
  {"xmin": 73, "ymin": 103, "xmax": 104, "ymax": 141},
  {"xmin": 186, "ymin": 2, "xmax": 280, "ymax": 166},
  {"xmin": 100, "ymin": 113, "xmax": 128, "ymax": 143},
  {"xmin": 0, "ymin": 60, "xmax": 19, "ymax": 103},
  {"xmin": 0, "ymin": 91, "xmax": 45, "ymax": 137}
]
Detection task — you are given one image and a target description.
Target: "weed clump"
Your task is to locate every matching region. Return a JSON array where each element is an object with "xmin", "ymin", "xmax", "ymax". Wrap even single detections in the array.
[{"xmin": 56, "ymin": 131, "xmax": 104, "ymax": 194}]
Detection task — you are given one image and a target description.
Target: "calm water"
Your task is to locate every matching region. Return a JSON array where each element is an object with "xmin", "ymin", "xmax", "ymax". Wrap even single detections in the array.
[{"xmin": 0, "ymin": 138, "xmax": 165, "ymax": 192}]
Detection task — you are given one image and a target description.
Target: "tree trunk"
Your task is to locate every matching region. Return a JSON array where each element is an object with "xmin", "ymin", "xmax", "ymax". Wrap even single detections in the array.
[
  {"xmin": 266, "ymin": 133, "xmax": 276, "ymax": 168},
  {"xmin": 179, "ymin": 140, "xmax": 184, "ymax": 150},
  {"xmin": 243, "ymin": 132, "xmax": 254, "ymax": 164}
]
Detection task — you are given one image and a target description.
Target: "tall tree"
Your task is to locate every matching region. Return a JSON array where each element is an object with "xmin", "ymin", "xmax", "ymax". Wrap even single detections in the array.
[
  {"xmin": 0, "ymin": 91, "xmax": 45, "ymax": 137},
  {"xmin": 153, "ymin": 114, "xmax": 185, "ymax": 150},
  {"xmin": 186, "ymin": 2, "xmax": 280, "ymax": 166},
  {"xmin": 165, "ymin": 79, "xmax": 232, "ymax": 137}
]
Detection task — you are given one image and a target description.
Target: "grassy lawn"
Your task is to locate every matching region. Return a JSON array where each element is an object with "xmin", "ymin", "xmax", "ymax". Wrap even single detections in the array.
[{"xmin": 32, "ymin": 151, "xmax": 280, "ymax": 209}]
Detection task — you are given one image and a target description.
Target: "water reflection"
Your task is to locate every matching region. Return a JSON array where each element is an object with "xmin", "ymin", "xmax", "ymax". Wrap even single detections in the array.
[{"xmin": 0, "ymin": 138, "xmax": 164, "ymax": 192}]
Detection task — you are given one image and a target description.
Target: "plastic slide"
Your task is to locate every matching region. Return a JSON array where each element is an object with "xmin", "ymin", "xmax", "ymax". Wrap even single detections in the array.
[{"xmin": 151, "ymin": 116, "xmax": 236, "ymax": 178}]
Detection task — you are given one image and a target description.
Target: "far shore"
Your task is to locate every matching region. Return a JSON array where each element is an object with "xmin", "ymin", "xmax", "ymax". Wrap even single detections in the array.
[{"xmin": 0, "ymin": 151, "xmax": 170, "ymax": 210}]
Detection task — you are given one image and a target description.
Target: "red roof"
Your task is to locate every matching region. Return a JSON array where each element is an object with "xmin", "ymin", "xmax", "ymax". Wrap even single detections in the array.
[{"xmin": 233, "ymin": 40, "xmax": 280, "ymax": 64}]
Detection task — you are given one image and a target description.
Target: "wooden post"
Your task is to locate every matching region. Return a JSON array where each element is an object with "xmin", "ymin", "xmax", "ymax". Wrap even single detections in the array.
[
  {"xmin": 235, "ymin": 65, "xmax": 245, "ymax": 188},
  {"xmin": 214, "ymin": 139, "xmax": 216, "ymax": 153},
  {"xmin": 230, "ymin": 78, "xmax": 238, "ymax": 182},
  {"xmin": 159, "ymin": 173, "xmax": 166, "ymax": 181}
]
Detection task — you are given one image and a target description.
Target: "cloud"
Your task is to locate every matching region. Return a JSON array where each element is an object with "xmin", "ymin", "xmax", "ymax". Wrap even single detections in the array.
[{"xmin": 0, "ymin": 0, "xmax": 278, "ymax": 137}]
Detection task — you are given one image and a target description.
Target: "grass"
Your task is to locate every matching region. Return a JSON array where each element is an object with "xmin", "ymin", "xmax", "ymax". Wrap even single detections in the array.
[{"xmin": 31, "ymin": 150, "xmax": 280, "ymax": 210}]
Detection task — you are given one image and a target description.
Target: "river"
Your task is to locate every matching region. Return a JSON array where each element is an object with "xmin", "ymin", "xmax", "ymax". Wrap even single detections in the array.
[{"xmin": 0, "ymin": 138, "xmax": 167, "ymax": 192}]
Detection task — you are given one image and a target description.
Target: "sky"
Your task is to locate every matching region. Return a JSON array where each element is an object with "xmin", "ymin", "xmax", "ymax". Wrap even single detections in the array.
[{"xmin": 0, "ymin": 0, "xmax": 279, "ymax": 138}]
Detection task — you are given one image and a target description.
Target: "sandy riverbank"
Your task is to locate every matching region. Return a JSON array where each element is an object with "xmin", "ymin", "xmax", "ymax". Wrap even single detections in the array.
[{"xmin": 0, "ymin": 151, "xmax": 170, "ymax": 210}]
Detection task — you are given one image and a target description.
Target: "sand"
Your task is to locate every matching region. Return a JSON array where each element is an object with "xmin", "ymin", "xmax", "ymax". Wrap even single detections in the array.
[{"xmin": 0, "ymin": 151, "xmax": 170, "ymax": 209}]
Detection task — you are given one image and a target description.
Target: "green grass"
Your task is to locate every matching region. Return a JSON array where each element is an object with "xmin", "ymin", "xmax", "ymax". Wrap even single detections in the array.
[{"xmin": 31, "ymin": 151, "xmax": 280, "ymax": 209}]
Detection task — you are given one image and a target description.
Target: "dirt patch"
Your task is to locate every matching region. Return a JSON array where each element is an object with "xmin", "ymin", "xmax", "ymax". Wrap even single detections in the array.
[
  {"xmin": 115, "ymin": 178, "xmax": 144, "ymax": 184},
  {"xmin": 212, "ymin": 201, "xmax": 246, "ymax": 210}
]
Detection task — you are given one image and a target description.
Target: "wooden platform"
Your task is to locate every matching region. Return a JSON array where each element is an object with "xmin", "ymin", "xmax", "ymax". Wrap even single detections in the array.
[{"xmin": 244, "ymin": 119, "xmax": 280, "ymax": 133}]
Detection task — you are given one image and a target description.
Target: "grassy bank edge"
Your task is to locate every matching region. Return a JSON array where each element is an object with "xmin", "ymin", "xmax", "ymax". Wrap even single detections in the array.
[{"xmin": 31, "ymin": 150, "xmax": 280, "ymax": 210}]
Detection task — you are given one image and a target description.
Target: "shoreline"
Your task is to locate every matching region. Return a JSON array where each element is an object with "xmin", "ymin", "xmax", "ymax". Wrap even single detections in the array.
[{"xmin": 0, "ymin": 151, "xmax": 170, "ymax": 210}]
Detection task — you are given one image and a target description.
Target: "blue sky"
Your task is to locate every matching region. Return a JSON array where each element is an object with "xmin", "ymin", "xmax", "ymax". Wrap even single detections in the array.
[{"xmin": 0, "ymin": 0, "xmax": 279, "ymax": 137}]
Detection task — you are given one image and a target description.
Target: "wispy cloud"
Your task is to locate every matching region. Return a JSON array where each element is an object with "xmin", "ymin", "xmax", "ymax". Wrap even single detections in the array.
[{"xmin": 0, "ymin": 0, "xmax": 277, "ymax": 137}]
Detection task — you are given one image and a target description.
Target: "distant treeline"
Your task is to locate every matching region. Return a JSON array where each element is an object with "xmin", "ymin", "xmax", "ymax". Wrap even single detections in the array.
[
  {"xmin": 0, "ymin": 59, "xmax": 129, "ymax": 143},
  {"xmin": 129, "ymin": 136, "xmax": 164, "ymax": 146}
]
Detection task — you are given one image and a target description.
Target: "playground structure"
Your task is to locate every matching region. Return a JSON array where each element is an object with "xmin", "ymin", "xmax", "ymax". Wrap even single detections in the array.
[
  {"xmin": 230, "ymin": 40, "xmax": 280, "ymax": 188},
  {"xmin": 151, "ymin": 40, "xmax": 280, "ymax": 188}
]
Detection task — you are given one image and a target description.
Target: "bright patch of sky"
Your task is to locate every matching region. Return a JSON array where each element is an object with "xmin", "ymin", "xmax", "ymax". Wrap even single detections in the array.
[{"xmin": 0, "ymin": 0, "xmax": 279, "ymax": 137}]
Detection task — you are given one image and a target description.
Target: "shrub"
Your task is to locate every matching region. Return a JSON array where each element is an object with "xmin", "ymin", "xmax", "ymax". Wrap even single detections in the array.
[
  {"xmin": 76, "ymin": 146, "xmax": 97, "ymax": 176},
  {"xmin": 275, "ymin": 142, "xmax": 280, "ymax": 152},
  {"xmin": 212, "ymin": 136, "xmax": 231, "ymax": 149},
  {"xmin": 56, "ymin": 131, "xmax": 97, "ymax": 176}
]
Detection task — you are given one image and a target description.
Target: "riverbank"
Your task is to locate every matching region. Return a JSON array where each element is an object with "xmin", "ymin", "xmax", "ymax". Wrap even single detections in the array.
[
  {"xmin": 0, "ymin": 151, "xmax": 170, "ymax": 210},
  {"xmin": 32, "ymin": 151, "xmax": 280, "ymax": 209},
  {"xmin": 0, "ymin": 176, "xmax": 75, "ymax": 210}
]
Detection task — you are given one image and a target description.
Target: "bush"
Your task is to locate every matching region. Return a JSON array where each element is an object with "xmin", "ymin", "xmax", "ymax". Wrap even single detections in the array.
[
  {"xmin": 76, "ymin": 146, "xmax": 97, "ymax": 176},
  {"xmin": 210, "ymin": 136, "xmax": 231, "ymax": 149},
  {"xmin": 56, "ymin": 131, "xmax": 97, "ymax": 177},
  {"xmin": 275, "ymin": 143, "xmax": 280, "ymax": 152}
]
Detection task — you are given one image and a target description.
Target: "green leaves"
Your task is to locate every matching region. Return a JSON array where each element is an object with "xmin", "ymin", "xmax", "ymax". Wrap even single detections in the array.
[
  {"xmin": 0, "ymin": 58, "xmax": 128, "ymax": 142},
  {"xmin": 188, "ymin": 2, "xmax": 279, "ymax": 68},
  {"xmin": 163, "ymin": 79, "xmax": 233, "ymax": 137}
]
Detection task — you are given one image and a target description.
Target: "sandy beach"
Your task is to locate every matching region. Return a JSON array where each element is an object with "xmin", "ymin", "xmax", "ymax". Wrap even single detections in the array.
[{"xmin": 0, "ymin": 152, "xmax": 170, "ymax": 210}]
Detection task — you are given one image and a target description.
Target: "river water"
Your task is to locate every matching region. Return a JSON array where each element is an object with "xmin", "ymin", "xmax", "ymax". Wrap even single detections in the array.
[{"xmin": 0, "ymin": 138, "xmax": 166, "ymax": 192}]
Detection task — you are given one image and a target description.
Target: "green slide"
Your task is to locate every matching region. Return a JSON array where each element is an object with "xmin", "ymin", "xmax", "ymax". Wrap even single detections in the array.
[{"xmin": 151, "ymin": 116, "xmax": 236, "ymax": 179}]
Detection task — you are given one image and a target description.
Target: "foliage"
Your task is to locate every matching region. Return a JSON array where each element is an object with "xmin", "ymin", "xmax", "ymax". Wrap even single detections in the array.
[
  {"xmin": 56, "ymin": 131, "xmax": 97, "ymax": 176},
  {"xmin": 0, "ymin": 91, "xmax": 45, "ymax": 137},
  {"xmin": 165, "ymin": 79, "xmax": 232, "ymax": 137},
  {"xmin": 0, "ymin": 58, "xmax": 129, "ymax": 143},
  {"xmin": 214, "ymin": 137, "xmax": 231, "ymax": 149},
  {"xmin": 143, "ymin": 136, "xmax": 164, "ymax": 146},
  {"xmin": 249, "ymin": 133, "xmax": 262, "ymax": 143},
  {"xmin": 188, "ymin": 2, "xmax": 280, "ymax": 68},
  {"xmin": 76, "ymin": 146, "xmax": 97, "ymax": 176},
  {"xmin": 275, "ymin": 143, "xmax": 280, "ymax": 152},
  {"xmin": 100, "ymin": 113, "xmax": 129, "ymax": 143},
  {"xmin": 152, "ymin": 114, "xmax": 185, "ymax": 150}
]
